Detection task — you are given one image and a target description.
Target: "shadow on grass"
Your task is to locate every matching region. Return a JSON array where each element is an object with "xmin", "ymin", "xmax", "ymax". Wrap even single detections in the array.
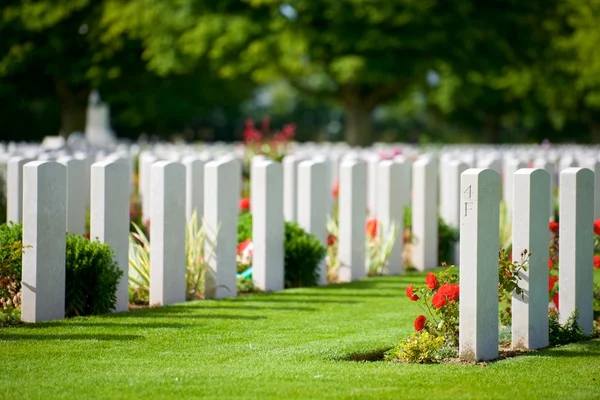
[
  {"xmin": 335, "ymin": 347, "xmax": 391, "ymax": 362},
  {"xmin": 0, "ymin": 333, "xmax": 143, "ymax": 341},
  {"xmin": 18, "ymin": 321, "xmax": 194, "ymax": 330},
  {"xmin": 178, "ymin": 304, "xmax": 317, "ymax": 312}
]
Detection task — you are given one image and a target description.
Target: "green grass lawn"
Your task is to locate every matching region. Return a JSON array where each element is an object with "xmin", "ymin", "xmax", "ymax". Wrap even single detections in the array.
[{"xmin": 1, "ymin": 270, "xmax": 600, "ymax": 400}]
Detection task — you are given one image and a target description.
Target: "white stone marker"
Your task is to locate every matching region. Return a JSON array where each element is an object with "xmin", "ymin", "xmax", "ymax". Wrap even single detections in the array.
[
  {"xmin": 204, "ymin": 158, "xmax": 241, "ymax": 298},
  {"xmin": 412, "ymin": 156, "xmax": 438, "ymax": 271},
  {"xmin": 366, "ymin": 153, "xmax": 380, "ymax": 216},
  {"xmin": 511, "ymin": 168, "xmax": 550, "ymax": 350},
  {"xmin": 502, "ymin": 158, "xmax": 527, "ymax": 219},
  {"xmin": 139, "ymin": 153, "xmax": 157, "ymax": 221},
  {"xmin": 459, "ymin": 168, "xmax": 500, "ymax": 362},
  {"xmin": 533, "ymin": 158, "xmax": 556, "ymax": 221},
  {"xmin": 57, "ymin": 157, "xmax": 86, "ymax": 235},
  {"xmin": 338, "ymin": 159, "xmax": 367, "ymax": 282},
  {"xmin": 376, "ymin": 160, "xmax": 403, "ymax": 274},
  {"xmin": 580, "ymin": 159, "xmax": 600, "ymax": 219},
  {"xmin": 74, "ymin": 152, "xmax": 93, "ymax": 211},
  {"xmin": 297, "ymin": 160, "xmax": 328, "ymax": 285},
  {"xmin": 21, "ymin": 161, "xmax": 66, "ymax": 322},
  {"xmin": 149, "ymin": 161, "xmax": 186, "ymax": 306},
  {"xmin": 441, "ymin": 160, "xmax": 469, "ymax": 264},
  {"xmin": 559, "ymin": 168, "xmax": 594, "ymax": 334},
  {"xmin": 250, "ymin": 155, "xmax": 268, "ymax": 215},
  {"xmin": 7, "ymin": 156, "xmax": 31, "ymax": 223},
  {"xmin": 283, "ymin": 154, "xmax": 302, "ymax": 222},
  {"xmin": 393, "ymin": 156, "xmax": 412, "ymax": 211},
  {"xmin": 90, "ymin": 160, "xmax": 130, "ymax": 312},
  {"xmin": 252, "ymin": 160, "xmax": 284, "ymax": 292},
  {"xmin": 182, "ymin": 155, "xmax": 204, "ymax": 227}
]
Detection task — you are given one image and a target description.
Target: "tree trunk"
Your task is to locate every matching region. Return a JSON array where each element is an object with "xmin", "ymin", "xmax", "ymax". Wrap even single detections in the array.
[
  {"xmin": 344, "ymin": 103, "xmax": 375, "ymax": 147},
  {"xmin": 482, "ymin": 113, "xmax": 500, "ymax": 143},
  {"xmin": 55, "ymin": 78, "xmax": 90, "ymax": 138}
]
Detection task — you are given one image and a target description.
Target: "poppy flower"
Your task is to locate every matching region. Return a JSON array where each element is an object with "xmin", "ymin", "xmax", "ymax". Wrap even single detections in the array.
[
  {"xmin": 552, "ymin": 292, "xmax": 559, "ymax": 309},
  {"xmin": 327, "ymin": 234, "xmax": 336, "ymax": 246},
  {"xmin": 405, "ymin": 285, "xmax": 419, "ymax": 301},
  {"xmin": 425, "ymin": 273, "xmax": 438, "ymax": 290},
  {"xmin": 594, "ymin": 220, "xmax": 600, "ymax": 236},
  {"xmin": 548, "ymin": 257, "xmax": 553, "ymax": 270},
  {"xmin": 432, "ymin": 291, "xmax": 447, "ymax": 309},
  {"xmin": 548, "ymin": 275, "xmax": 558, "ymax": 291},
  {"xmin": 437, "ymin": 283, "xmax": 460, "ymax": 302},
  {"xmin": 414, "ymin": 315, "xmax": 426, "ymax": 331},
  {"xmin": 594, "ymin": 255, "xmax": 600, "ymax": 269},
  {"xmin": 239, "ymin": 198, "xmax": 251, "ymax": 212},
  {"xmin": 366, "ymin": 218, "xmax": 378, "ymax": 240},
  {"xmin": 549, "ymin": 221, "xmax": 559, "ymax": 234},
  {"xmin": 332, "ymin": 181, "xmax": 339, "ymax": 200}
]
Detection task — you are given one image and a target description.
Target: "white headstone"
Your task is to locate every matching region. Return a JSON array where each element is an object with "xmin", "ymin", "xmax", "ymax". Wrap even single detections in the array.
[
  {"xmin": 412, "ymin": 157, "xmax": 438, "ymax": 270},
  {"xmin": 376, "ymin": 160, "xmax": 405, "ymax": 274},
  {"xmin": 459, "ymin": 168, "xmax": 500, "ymax": 361},
  {"xmin": 533, "ymin": 158, "xmax": 556, "ymax": 221},
  {"xmin": 204, "ymin": 158, "xmax": 241, "ymax": 298},
  {"xmin": 502, "ymin": 158, "xmax": 527, "ymax": 219},
  {"xmin": 283, "ymin": 155, "xmax": 302, "ymax": 222},
  {"xmin": 7, "ymin": 157, "xmax": 31, "ymax": 223},
  {"xmin": 511, "ymin": 168, "xmax": 550, "ymax": 350},
  {"xmin": 57, "ymin": 156, "xmax": 86, "ymax": 235},
  {"xmin": 297, "ymin": 160, "xmax": 328, "ymax": 285},
  {"xmin": 580, "ymin": 159, "xmax": 600, "ymax": 219},
  {"xmin": 338, "ymin": 159, "xmax": 367, "ymax": 282},
  {"xmin": 149, "ymin": 161, "xmax": 186, "ymax": 306},
  {"xmin": 21, "ymin": 161, "xmax": 66, "ymax": 322},
  {"xmin": 559, "ymin": 168, "xmax": 594, "ymax": 334},
  {"xmin": 90, "ymin": 160, "xmax": 130, "ymax": 312},
  {"xmin": 252, "ymin": 160, "xmax": 284, "ymax": 292},
  {"xmin": 182, "ymin": 155, "xmax": 205, "ymax": 227}
]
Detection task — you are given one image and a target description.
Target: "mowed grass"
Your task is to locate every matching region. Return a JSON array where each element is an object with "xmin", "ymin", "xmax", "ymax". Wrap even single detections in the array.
[{"xmin": 1, "ymin": 270, "xmax": 600, "ymax": 400}]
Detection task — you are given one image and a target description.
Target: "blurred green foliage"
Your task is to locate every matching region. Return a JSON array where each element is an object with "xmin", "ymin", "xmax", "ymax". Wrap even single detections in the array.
[{"xmin": 1, "ymin": 0, "xmax": 600, "ymax": 144}]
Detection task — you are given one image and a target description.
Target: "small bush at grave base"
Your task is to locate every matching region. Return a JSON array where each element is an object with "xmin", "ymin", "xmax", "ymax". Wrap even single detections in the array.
[
  {"xmin": 387, "ymin": 251, "xmax": 530, "ymax": 364},
  {"xmin": 65, "ymin": 235, "xmax": 123, "ymax": 317},
  {"xmin": 0, "ymin": 223, "xmax": 27, "ymax": 310},
  {"xmin": 0, "ymin": 305, "xmax": 20, "ymax": 327},
  {"xmin": 549, "ymin": 309, "xmax": 599, "ymax": 346},
  {"xmin": 236, "ymin": 215, "xmax": 326, "ymax": 288},
  {"xmin": 384, "ymin": 331, "xmax": 447, "ymax": 364}
]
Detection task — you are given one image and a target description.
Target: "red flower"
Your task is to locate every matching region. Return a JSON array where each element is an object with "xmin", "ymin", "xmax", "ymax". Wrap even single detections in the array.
[
  {"xmin": 437, "ymin": 283, "xmax": 460, "ymax": 302},
  {"xmin": 594, "ymin": 219, "xmax": 600, "ymax": 236},
  {"xmin": 243, "ymin": 119, "xmax": 262, "ymax": 143},
  {"xmin": 366, "ymin": 218, "xmax": 378, "ymax": 240},
  {"xmin": 548, "ymin": 275, "xmax": 558, "ymax": 291},
  {"xmin": 405, "ymin": 285, "xmax": 419, "ymax": 301},
  {"xmin": 425, "ymin": 273, "xmax": 438, "ymax": 290},
  {"xmin": 239, "ymin": 197, "xmax": 251, "ymax": 212},
  {"xmin": 594, "ymin": 255, "xmax": 600, "ymax": 269},
  {"xmin": 549, "ymin": 221, "xmax": 559, "ymax": 234},
  {"xmin": 552, "ymin": 292, "xmax": 559, "ymax": 309},
  {"xmin": 414, "ymin": 315, "xmax": 426, "ymax": 332},
  {"xmin": 509, "ymin": 253, "xmax": 513, "ymax": 262},
  {"xmin": 432, "ymin": 291, "xmax": 447, "ymax": 309},
  {"xmin": 327, "ymin": 234, "xmax": 336, "ymax": 246},
  {"xmin": 548, "ymin": 257, "xmax": 553, "ymax": 270},
  {"xmin": 237, "ymin": 239, "xmax": 252, "ymax": 255},
  {"xmin": 85, "ymin": 232, "xmax": 90, "ymax": 240},
  {"xmin": 332, "ymin": 180, "xmax": 339, "ymax": 200}
]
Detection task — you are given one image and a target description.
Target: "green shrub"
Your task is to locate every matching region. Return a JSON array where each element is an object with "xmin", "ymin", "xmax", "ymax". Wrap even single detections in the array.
[
  {"xmin": 65, "ymin": 235, "xmax": 123, "ymax": 317},
  {"xmin": 237, "ymin": 212, "xmax": 253, "ymax": 243},
  {"xmin": 385, "ymin": 332, "xmax": 447, "ymax": 363},
  {"xmin": 0, "ymin": 223, "xmax": 122, "ymax": 318},
  {"xmin": 237, "ymin": 215, "xmax": 326, "ymax": 288},
  {"xmin": 0, "ymin": 223, "xmax": 26, "ymax": 309}
]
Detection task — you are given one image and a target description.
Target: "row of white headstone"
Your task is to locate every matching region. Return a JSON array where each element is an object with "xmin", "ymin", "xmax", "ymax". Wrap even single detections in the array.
[
  {"xmin": 460, "ymin": 167, "xmax": 595, "ymax": 361},
  {"xmin": 8, "ymin": 146, "xmax": 599, "ymax": 348}
]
